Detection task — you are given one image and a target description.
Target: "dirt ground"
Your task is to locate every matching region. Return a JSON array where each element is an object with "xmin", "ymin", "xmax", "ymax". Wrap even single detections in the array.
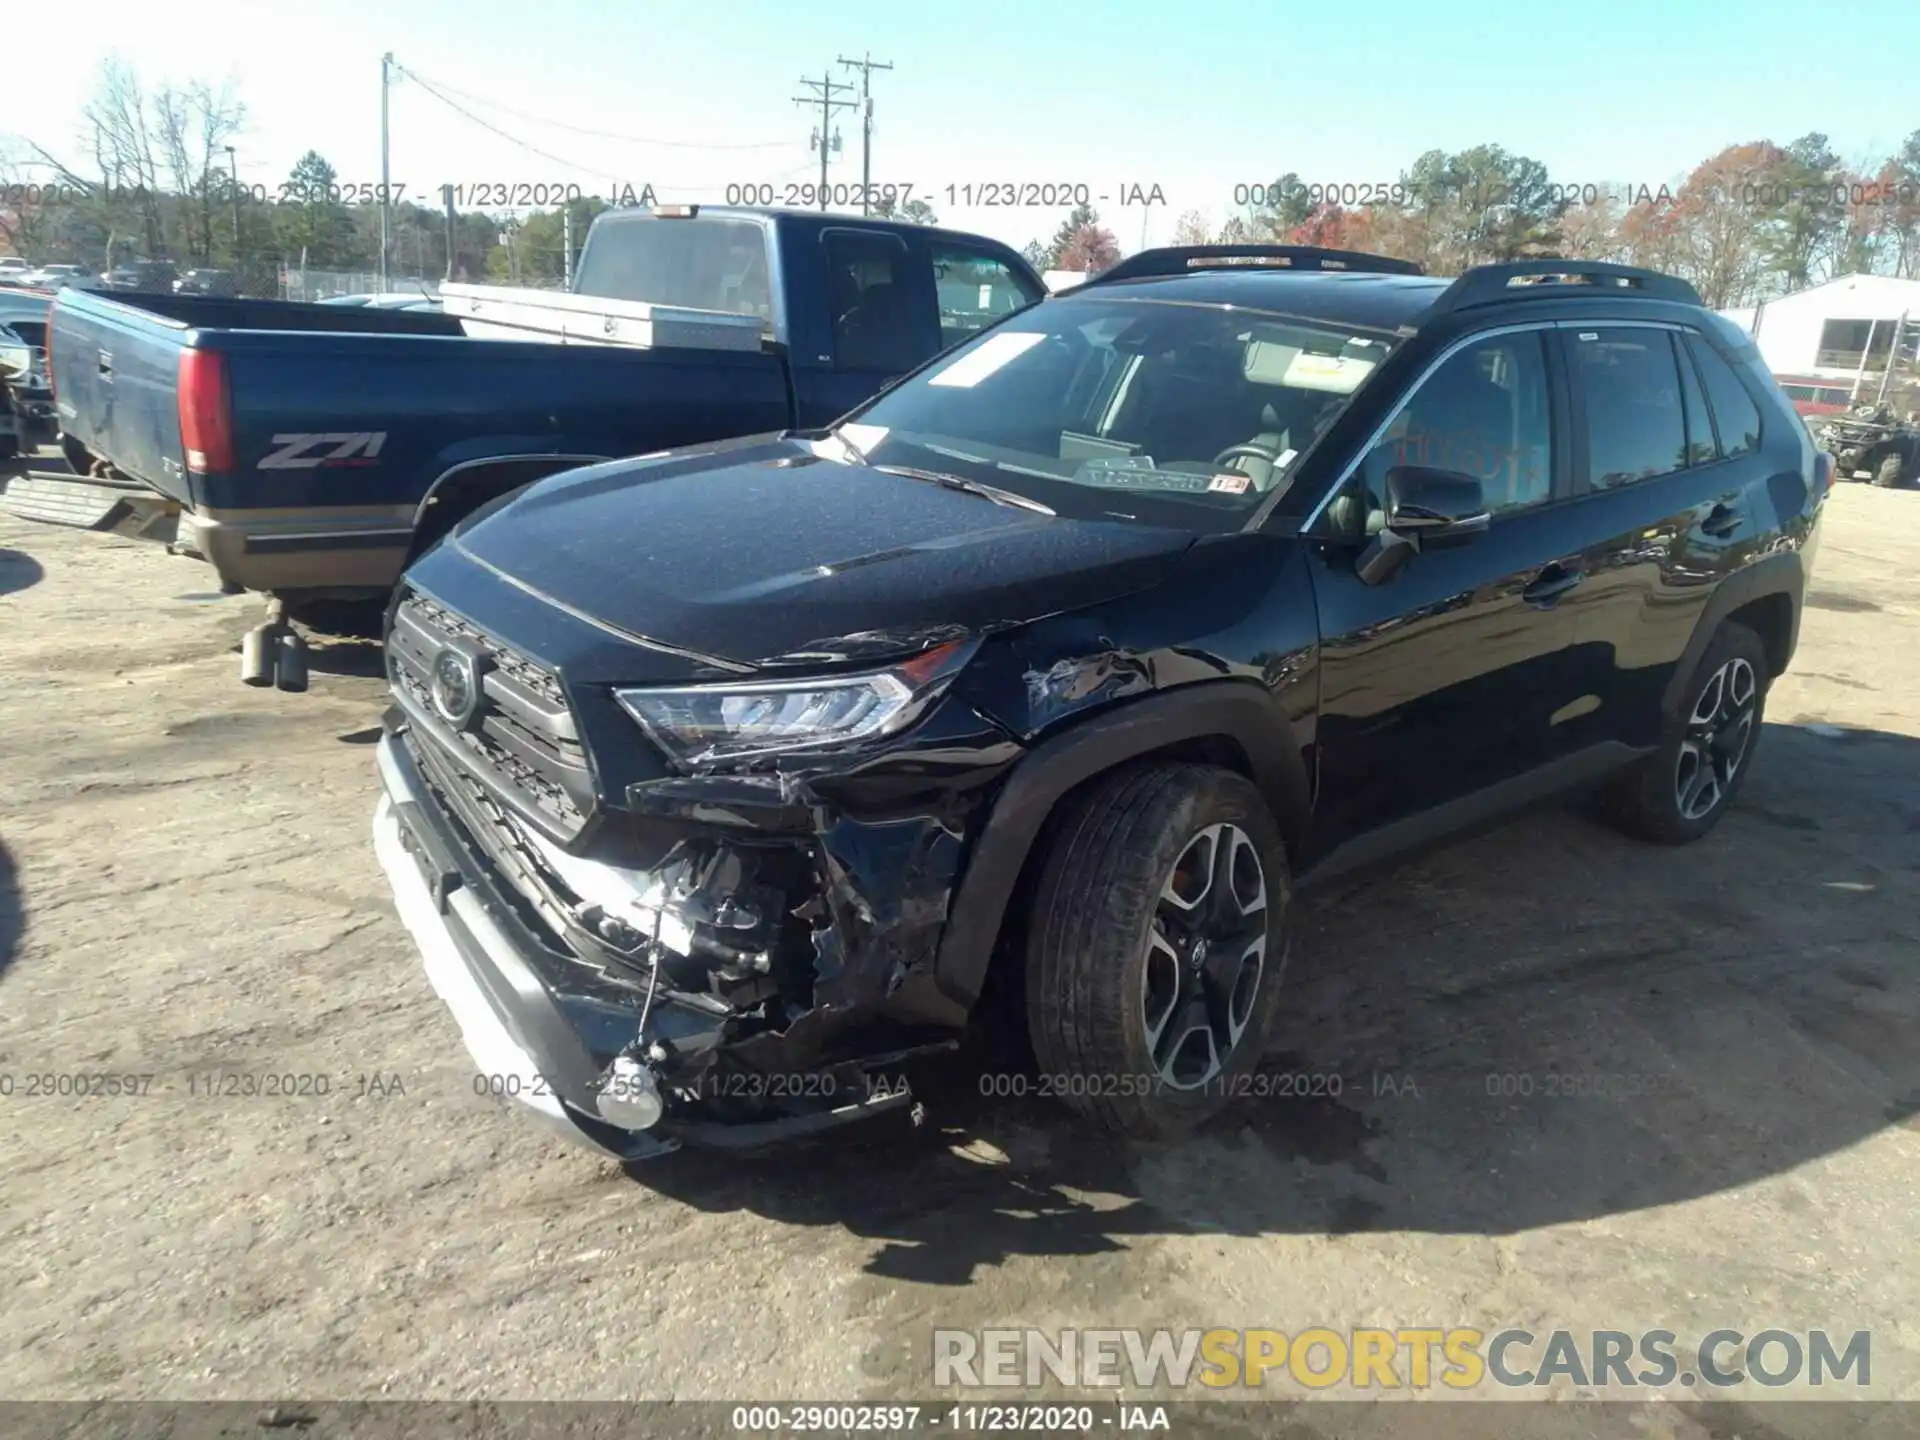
[{"xmin": 1, "ymin": 481, "xmax": 1916, "ymax": 1428}]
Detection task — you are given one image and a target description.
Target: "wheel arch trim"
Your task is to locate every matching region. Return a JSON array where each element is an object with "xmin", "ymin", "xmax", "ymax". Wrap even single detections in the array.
[
  {"xmin": 932, "ymin": 680, "xmax": 1311, "ymax": 1015},
  {"xmin": 1660, "ymin": 551, "xmax": 1804, "ymax": 721},
  {"xmin": 411, "ymin": 452, "xmax": 612, "ymax": 532}
]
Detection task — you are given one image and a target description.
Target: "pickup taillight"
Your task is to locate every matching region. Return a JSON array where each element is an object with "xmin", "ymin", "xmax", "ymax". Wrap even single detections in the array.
[{"xmin": 178, "ymin": 348, "xmax": 234, "ymax": 473}]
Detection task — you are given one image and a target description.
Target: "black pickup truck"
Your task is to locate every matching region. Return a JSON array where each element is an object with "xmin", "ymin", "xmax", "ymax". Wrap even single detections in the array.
[{"xmin": 28, "ymin": 207, "xmax": 1044, "ymax": 688}]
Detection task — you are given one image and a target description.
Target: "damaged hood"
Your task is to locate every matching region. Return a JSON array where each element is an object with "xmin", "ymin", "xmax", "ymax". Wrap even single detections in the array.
[{"xmin": 453, "ymin": 437, "xmax": 1199, "ymax": 669}]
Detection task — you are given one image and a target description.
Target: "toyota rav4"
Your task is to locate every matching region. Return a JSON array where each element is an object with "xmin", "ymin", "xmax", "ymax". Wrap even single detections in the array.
[{"xmin": 371, "ymin": 246, "xmax": 1827, "ymax": 1161}]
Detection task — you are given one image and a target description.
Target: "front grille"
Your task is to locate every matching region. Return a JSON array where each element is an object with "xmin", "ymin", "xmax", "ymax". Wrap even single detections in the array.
[{"xmin": 388, "ymin": 590, "xmax": 595, "ymax": 843}]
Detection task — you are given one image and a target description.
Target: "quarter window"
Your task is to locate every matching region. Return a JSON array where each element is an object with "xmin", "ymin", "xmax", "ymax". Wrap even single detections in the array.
[
  {"xmin": 1675, "ymin": 334, "xmax": 1717, "ymax": 466},
  {"xmin": 1685, "ymin": 336, "xmax": 1762, "ymax": 458},
  {"xmin": 1568, "ymin": 327, "xmax": 1688, "ymax": 489}
]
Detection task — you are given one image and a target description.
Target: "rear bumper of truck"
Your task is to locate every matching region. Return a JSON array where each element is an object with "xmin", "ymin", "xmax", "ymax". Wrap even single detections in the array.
[{"xmin": 176, "ymin": 502, "xmax": 417, "ymax": 594}]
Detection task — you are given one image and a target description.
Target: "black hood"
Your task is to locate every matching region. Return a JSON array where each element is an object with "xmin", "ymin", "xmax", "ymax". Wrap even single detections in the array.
[{"xmin": 452, "ymin": 438, "xmax": 1198, "ymax": 669}]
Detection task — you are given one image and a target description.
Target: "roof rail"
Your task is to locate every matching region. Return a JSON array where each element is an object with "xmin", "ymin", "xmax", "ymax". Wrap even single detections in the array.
[
  {"xmin": 1083, "ymin": 244, "xmax": 1425, "ymax": 286},
  {"xmin": 1427, "ymin": 259, "xmax": 1703, "ymax": 315}
]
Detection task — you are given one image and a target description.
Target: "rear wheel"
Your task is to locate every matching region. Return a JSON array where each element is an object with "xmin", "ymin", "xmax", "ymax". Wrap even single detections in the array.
[
  {"xmin": 1599, "ymin": 622, "xmax": 1768, "ymax": 844},
  {"xmin": 1025, "ymin": 763, "xmax": 1290, "ymax": 1138},
  {"xmin": 1872, "ymin": 452, "xmax": 1907, "ymax": 489}
]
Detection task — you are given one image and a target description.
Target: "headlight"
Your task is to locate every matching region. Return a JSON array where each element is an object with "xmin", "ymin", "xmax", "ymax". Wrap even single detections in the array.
[{"xmin": 616, "ymin": 639, "xmax": 972, "ymax": 767}]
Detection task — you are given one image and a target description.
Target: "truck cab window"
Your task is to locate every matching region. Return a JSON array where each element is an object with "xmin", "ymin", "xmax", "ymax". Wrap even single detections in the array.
[
  {"xmin": 931, "ymin": 245, "xmax": 1044, "ymax": 348},
  {"xmin": 573, "ymin": 217, "xmax": 773, "ymax": 320}
]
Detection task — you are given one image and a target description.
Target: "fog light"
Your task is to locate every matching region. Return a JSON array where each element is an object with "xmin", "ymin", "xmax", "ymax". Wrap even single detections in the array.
[{"xmin": 594, "ymin": 1055, "xmax": 665, "ymax": 1131}]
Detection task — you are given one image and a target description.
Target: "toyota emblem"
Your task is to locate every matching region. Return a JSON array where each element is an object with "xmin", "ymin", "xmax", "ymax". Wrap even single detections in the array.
[{"xmin": 430, "ymin": 646, "xmax": 482, "ymax": 729}]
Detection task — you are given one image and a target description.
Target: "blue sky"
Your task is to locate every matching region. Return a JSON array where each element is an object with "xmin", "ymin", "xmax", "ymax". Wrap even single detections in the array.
[{"xmin": 7, "ymin": 0, "xmax": 1917, "ymax": 252}]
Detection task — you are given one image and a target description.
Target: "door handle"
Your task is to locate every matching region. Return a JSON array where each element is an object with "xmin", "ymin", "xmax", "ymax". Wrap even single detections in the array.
[
  {"xmin": 97, "ymin": 350, "xmax": 113, "ymax": 379},
  {"xmin": 1522, "ymin": 563, "xmax": 1583, "ymax": 608},
  {"xmin": 1700, "ymin": 502, "xmax": 1740, "ymax": 539}
]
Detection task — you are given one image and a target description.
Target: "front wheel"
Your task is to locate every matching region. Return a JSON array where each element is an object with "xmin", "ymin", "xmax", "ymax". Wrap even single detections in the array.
[
  {"xmin": 1025, "ymin": 763, "xmax": 1291, "ymax": 1139},
  {"xmin": 1872, "ymin": 453, "xmax": 1907, "ymax": 489},
  {"xmin": 1599, "ymin": 622, "xmax": 1768, "ymax": 844}
]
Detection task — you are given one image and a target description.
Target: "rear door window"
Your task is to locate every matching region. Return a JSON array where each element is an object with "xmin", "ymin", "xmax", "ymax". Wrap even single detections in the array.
[{"xmin": 1567, "ymin": 327, "xmax": 1688, "ymax": 489}]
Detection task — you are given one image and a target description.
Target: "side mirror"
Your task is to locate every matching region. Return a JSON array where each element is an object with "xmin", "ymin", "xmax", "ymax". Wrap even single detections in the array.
[
  {"xmin": 1385, "ymin": 466, "xmax": 1490, "ymax": 541},
  {"xmin": 1354, "ymin": 467, "xmax": 1490, "ymax": 585}
]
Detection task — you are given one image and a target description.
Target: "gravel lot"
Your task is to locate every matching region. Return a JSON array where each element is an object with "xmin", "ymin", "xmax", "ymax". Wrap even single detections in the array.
[{"xmin": 1, "ymin": 482, "xmax": 1916, "ymax": 1428}]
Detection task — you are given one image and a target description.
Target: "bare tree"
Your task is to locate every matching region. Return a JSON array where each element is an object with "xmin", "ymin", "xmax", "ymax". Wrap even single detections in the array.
[
  {"xmin": 1170, "ymin": 209, "xmax": 1213, "ymax": 246},
  {"xmin": 83, "ymin": 57, "xmax": 167, "ymax": 259},
  {"xmin": 156, "ymin": 79, "xmax": 246, "ymax": 262}
]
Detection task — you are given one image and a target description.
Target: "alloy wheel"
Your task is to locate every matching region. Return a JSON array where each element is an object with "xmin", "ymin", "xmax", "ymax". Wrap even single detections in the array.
[
  {"xmin": 1674, "ymin": 656, "xmax": 1758, "ymax": 821},
  {"xmin": 1143, "ymin": 823, "xmax": 1269, "ymax": 1090}
]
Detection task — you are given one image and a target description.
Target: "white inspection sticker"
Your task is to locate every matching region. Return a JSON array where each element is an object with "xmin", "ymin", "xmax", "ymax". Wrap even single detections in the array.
[
  {"xmin": 929, "ymin": 331, "xmax": 1047, "ymax": 387},
  {"xmin": 1208, "ymin": 473, "xmax": 1252, "ymax": 494}
]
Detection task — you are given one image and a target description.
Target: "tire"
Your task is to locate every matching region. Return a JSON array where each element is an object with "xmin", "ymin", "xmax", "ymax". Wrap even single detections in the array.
[
  {"xmin": 1025, "ymin": 763, "xmax": 1291, "ymax": 1139},
  {"xmin": 1872, "ymin": 453, "xmax": 1906, "ymax": 489},
  {"xmin": 1599, "ymin": 622, "xmax": 1769, "ymax": 844},
  {"xmin": 282, "ymin": 596, "xmax": 387, "ymax": 639}
]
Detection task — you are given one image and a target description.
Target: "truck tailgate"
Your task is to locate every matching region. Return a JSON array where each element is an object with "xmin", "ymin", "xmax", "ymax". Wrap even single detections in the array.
[{"xmin": 50, "ymin": 289, "xmax": 194, "ymax": 504}]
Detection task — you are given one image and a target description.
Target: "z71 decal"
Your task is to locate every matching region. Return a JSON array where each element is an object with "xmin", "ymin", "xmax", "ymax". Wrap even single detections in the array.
[{"xmin": 257, "ymin": 432, "xmax": 389, "ymax": 470}]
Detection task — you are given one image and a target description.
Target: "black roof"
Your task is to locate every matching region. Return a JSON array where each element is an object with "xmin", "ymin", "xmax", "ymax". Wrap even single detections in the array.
[{"xmin": 1053, "ymin": 268, "xmax": 1451, "ymax": 333}]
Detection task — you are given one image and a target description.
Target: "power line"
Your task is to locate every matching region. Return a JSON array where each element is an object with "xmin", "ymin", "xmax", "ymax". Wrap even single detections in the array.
[
  {"xmin": 396, "ymin": 66, "xmax": 605, "ymax": 172},
  {"xmin": 397, "ymin": 64, "xmax": 819, "ymax": 207},
  {"xmin": 394, "ymin": 65, "xmax": 797, "ymax": 151}
]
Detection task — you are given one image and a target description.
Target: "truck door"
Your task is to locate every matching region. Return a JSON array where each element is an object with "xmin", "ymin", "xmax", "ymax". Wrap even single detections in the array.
[{"xmin": 793, "ymin": 227, "xmax": 941, "ymax": 427}]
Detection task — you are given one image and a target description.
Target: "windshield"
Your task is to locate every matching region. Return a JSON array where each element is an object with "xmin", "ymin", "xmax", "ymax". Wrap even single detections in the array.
[{"xmin": 833, "ymin": 297, "xmax": 1395, "ymax": 532}]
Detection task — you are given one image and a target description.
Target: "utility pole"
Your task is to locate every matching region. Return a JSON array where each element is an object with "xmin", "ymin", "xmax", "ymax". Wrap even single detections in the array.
[
  {"xmin": 837, "ymin": 53, "xmax": 892, "ymax": 215},
  {"xmin": 225, "ymin": 146, "xmax": 241, "ymax": 271},
  {"xmin": 791, "ymin": 74, "xmax": 856, "ymax": 211},
  {"xmin": 1875, "ymin": 313, "xmax": 1907, "ymax": 407},
  {"xmin": 379, "ymin": 52, "xmax": 394, "ymax": 291},
  {"xmin": 563, "ymin": 204, "xmax": 574, "ymax": 289},
  {"xmin": 441, "ymin": 185, "xmax": 456, "ymax": 282}
]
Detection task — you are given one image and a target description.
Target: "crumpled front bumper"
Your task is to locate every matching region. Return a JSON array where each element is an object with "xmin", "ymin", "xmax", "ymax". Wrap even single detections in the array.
[{"xmin": 372, "ymin": 728, "xmax": 927, "ymax": 1160}]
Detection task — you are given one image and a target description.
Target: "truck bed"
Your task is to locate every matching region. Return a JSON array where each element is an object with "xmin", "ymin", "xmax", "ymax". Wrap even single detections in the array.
[{"xmin": 49, "ymin": 286, "xmax": 794, "ymax": 516}]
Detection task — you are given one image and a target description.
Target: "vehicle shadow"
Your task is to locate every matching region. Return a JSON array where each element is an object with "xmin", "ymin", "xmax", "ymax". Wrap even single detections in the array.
[
  {"xmin": 303, "ymin": 637, "xmax": 386, "ymax": 680},
  {"xmin": 0, "ymin": 548, "xmax": 44, "ymax": 597},
  {"xmin": 0, "ymin": 840, "xmax": 23, "ymax": 983},
  {"xmin": 633, "ymin": 720, "xmax": 1920, "ymax": 1277}
]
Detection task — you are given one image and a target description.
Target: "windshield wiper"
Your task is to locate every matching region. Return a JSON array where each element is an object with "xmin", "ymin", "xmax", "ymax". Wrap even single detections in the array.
[{"xmin": 875, "ymin": 465, "xmax": 1055, "ymax": 515}]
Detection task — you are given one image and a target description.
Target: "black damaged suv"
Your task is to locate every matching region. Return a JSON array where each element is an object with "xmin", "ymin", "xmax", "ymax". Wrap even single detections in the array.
[{"xmin": 372, "ymin": 246, "xmax": 1827, "ymax": 1160}]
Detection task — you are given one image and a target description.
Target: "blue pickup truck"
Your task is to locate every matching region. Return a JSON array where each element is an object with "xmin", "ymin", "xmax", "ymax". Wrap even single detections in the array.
[{"xmin": 32, "ymin": 206, "xmax": 1044, "ymax": 688}]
